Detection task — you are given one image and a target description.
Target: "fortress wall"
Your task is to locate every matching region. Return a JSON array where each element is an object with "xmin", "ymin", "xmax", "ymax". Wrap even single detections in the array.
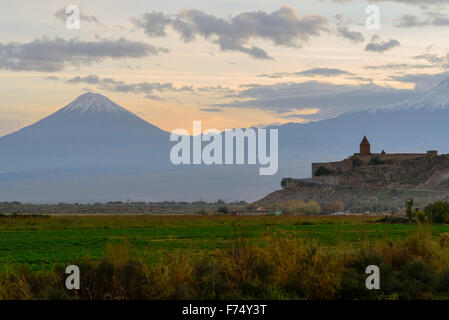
[
  {"xmin": 312, "ymin": 151, "xmax": 438, "ymax": 177},
  {"xmin": 312, "ymin": 158, "xmax": 352, "ymax": 176},
  {"xmin": 313, "ymin": 176, "xmax": 341, "ymax": 185},
  {"xmin": 353, "ymin": 153, "xmax": 437, "ymax": 163},
  {"xmin": 379, "ymin": 153, "xmax": 430, "ymax": 161}
]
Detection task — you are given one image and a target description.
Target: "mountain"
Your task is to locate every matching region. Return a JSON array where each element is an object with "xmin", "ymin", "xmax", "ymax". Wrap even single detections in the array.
[
  {"xmin": 2, "ymin": 78, "xmax": 449, "ymax": 203},
  {"xmin": 386, "ymin": 77, "xmax": 449, "ymax": 111},
  {"xmin": 276, "ymin": 77, "xmax": 449, "ymax": 162},
  {"xmin": 0, "ymin": 93, "xmax": 170, "ymax": 173}
]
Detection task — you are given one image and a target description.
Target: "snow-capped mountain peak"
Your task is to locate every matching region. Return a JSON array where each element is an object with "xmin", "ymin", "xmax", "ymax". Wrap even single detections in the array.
[
  {"xmin": 60, "ymin": 92, "xmax": 130, "ymax": 117},
  {"xmin": 386, "ymin": 76, "xmax": 449, "ymax": 111}
]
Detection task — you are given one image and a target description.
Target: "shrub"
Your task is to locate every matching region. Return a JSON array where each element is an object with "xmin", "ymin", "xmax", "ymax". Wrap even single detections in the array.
[
  {"xmin": 440, "ymin": 233, "xmax": 449, "ymax": 248},
  {"xmin": 369, "ymin": 156, "xmax": 385, "ymax": 165},
  {"xmin": 425, "ymin": 201, "xmax": 449, "ymax": 223},
  {"xmin": 352, "ymin": 157, "xmax": 363, "ymax": 167},
  {"xmin": 322, "ymin": 201, "xmax": 344, "ymax": 214},
  {"xmin": 196, "ymin": 208, "xmax": 209, "ymax": 215},
  {"xmin": 217, "ymin": 206, "xmax": 230, "ymax": 215},
  {"xmin": 416, "ymin": 210, "xmax": 426, "ymax": 223},
  {"xmin": 314, "ymin": 166, "xmax": 333, "ymax": 176},
  {"xmin": 3, "ymin": 226, "xmax": 449, "ymax": 300}
]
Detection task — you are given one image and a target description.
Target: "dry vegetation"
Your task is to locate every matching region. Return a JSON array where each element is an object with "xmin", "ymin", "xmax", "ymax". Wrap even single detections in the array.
[{"xmin": 2, "ymin": 222, "xmax": 449, "ymax": 300}]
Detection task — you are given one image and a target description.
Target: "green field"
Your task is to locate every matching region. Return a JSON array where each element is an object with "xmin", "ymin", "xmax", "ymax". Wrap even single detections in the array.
[{"xmin": 2, "ymin": 214, "xmax": 449, "ymax": 270}]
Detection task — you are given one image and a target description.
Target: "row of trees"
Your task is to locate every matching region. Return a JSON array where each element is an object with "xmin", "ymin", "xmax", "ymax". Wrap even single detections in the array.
[
  {"xmin": 265, "ymin": 200, "xmax": 321, "ymax": 215},
  {"xmin": 424, "ymin": 200, "xmax": 449, "ymax": 223},
  {"xmin": 255, "ymin": 200, "xmax": 344, "ymax": 215},
  {"xmin": 406, "ymin": 198, "xmax": 449, "ymax": 224}
]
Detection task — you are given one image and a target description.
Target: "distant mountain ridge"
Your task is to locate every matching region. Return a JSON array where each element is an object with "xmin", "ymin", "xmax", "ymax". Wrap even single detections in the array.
[
  {"xmin": 383, "ymin": 77, "xmax": 449, "ymax": 111},
  {"xmin": 2, "ymin": 79, "xmax": 449, "ymax": 203}
]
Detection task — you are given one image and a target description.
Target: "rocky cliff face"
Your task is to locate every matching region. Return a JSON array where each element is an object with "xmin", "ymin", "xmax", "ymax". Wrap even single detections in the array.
[
  {"xmin": 317, "ymin": 154, "xmax": 449, "ymax": 189},
  {"xmin": 259, "ymin": 154, "xmax": 449, "ymax": 211}
]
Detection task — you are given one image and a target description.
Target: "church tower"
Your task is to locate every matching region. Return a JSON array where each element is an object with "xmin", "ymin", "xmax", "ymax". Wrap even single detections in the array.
[{"xmin": 360, "ymin": 136, "xmax": 371, "ymax": 155}]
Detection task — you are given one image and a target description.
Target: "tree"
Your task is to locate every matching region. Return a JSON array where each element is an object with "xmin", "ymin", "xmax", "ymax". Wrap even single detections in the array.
[
  {"xmin": 322, "ymin": 201, "xmax": 344, "ymax": 214},
  {"xmin": 306, "ymin": 201, "xmax": 322, "ymax": 215},
  {"xmin": 406, "ymin": 198, "xmax": 414, "ymax": 222},
  {"xmin": 425, "ymin": 201, "xmax": 449, "ymax": 223}
]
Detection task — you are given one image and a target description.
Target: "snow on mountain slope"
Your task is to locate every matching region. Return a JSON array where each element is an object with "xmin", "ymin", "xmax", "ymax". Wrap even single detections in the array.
[
  {"xmin": 384, "ymin": 77, "xmax": 449, "ymax": 111},
  {"xmin": 0, "ymin": 92, "xmax": 170, "ymax": 173},
  {"xmin": 60, "ymin": 92, "xmax": 131, "ymax": 116},
  {"xmin": 18, "ymin": 92, "xmax": 165, "ymax": 134},
  {"xmin": 2, "ymin": 77, "xmax": 449, "ymax": 203}
]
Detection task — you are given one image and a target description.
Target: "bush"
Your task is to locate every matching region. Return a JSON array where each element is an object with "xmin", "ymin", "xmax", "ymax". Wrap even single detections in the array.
[
  {"xmin": 369, "ymin": 156, "xmax": 385, "ymax": 165},
  {"xmin": 322, "ymin": 201, "xmax": 344, "ymax": 214},
  {"xmin": 3, "ymin": 227, "xmax": 449, "ymax": 300},
  {"xmin": 217, "ymin": 206, "xmax": 230, "ymax": 215},
  {"xmin": 416, "ymin": 210, "xmax": 426, "ymax": 224},
  {"xmin": 196, "ymin": 208, "xmax": 208, "ymax": 215},
  {"xmin": 314, "ymin": 166, "xmax": 333, "ymax": 176},
  {"xmin": 352, "ymin": 157, "xmax": 363, "ymax": 167},
  {"xmin": 425, "ymin": 201, "xmax": 449, "ymax": 223},
  {"xmin": 440, "ymin": 233, "xmax": 449, "ymax": 248}
]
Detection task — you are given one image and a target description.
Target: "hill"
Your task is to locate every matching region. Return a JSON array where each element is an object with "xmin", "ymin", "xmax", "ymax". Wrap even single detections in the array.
[{"xmin": 259, "ymin": 153, "xmax": 449, "ymax": 211}]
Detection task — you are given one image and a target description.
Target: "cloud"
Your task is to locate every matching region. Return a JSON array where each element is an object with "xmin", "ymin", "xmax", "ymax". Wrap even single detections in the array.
[
  {"xmin": 279, "ymin": 108, "xmax": 320, "ymax": 119},
  {"xmin": 369, "ymin": 0, "xmax": 449, "ymax": 7},
  {"xmin": 364, "ymin": 63, "xmax": 436, "ymax": 70},
  {"xmin": 258, "ymin": 68, "xmax": 353, "ymax": 78},
  {"xmin": 54, "ymin": 8, "xmax": 101, "ymax": 25},
  {"xmin": 0, "ymin": 37, "xmax": 168, "ymax": 72},
  {"xmin": 97, "ymin": 78, "xmax": 188, "ymax": 94},
  {"xmin": 133, "ymin": 11, "xmax": 172, "ymax": 37},
  {"xmin": 297, "ymin": 68, "xmax": 353, "ymax": 76},
  {"xmin": 347, "ymin": 76, "xmax": 374, "ymax": 82},
  {"xmin": 365, "ymin": 36, "xmax": 400, "ymax": 53},
  {"xmin": 336, "ymin": 25, "xmax": 364, "ymax": 43},
  {"xmin": 145, "ymin": 95, "xmax": 165, "ymax": 101},
  {"xmin": 66, "ymin": 74, "xmax": 100, "ymax": 84},
  {"xmin": 397, "ymin": 12, "xmax": 449, "ymax": 27},
  {"xmin": 199, "ymin": 108, "xmax": 224, "ymax": 112},
  {"xmin": 43, "ymin": 75, "xmax": 59, "ymax": 81},
  {"xmin": 333, "ymin": 0, "xmax": 449, "ymax": 7},
  {"xmin": 133, "ymin": 6, "xmax": 328, "ymax": 60},
  {"xmin": 389, "ymin": 71, "xmax": 449, "ymax": 90},
  {"xmin": 414, "ymin": 53, "xmax": 446, "ymax": 64},
  {"xmin": 397, "ymin": 15, "xmax": 425, "ymax": 27},
  {"xmin": 61, "ymin": 75, "xmax": 194, "ymax": 97},
  {"xmin": 210, "ymin": 81, "xmax": 420, "ymax": 119},
  {"xmin": 196, "ymin": 85, "xmax": 237, "ymax": 96}
]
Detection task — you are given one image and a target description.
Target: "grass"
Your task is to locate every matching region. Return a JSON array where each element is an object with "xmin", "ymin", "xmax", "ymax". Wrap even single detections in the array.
[
  {"xmin": 3, "ymin": 214, "xmax": 449, "ymax": 299},
  {"xmin": 2, "ymin": 214, "xmax": 449, "ymax": 270}
]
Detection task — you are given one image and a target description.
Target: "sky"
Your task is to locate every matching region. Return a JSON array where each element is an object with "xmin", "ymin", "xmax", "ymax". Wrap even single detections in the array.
[{"xmin": 1, "ymin": 0, "xmax": 449, "ymax": 136}]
